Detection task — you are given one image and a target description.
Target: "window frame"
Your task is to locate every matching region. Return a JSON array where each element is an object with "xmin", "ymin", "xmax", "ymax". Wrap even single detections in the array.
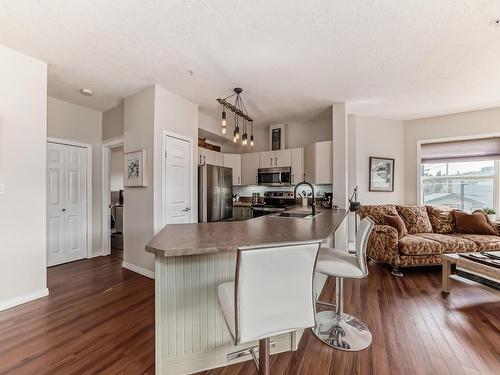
[
  {"xmin": 417, "ymin": 134, "xmax": 500, "ymax": 220},
  {"xmin": 420, "ymin": 161, "xmax": 497, "ymax": 212}
]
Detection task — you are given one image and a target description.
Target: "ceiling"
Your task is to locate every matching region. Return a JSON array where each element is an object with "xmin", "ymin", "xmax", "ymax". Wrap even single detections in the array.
[{"xmin": 1, "ymin": 0, "xmax": 500, "ymax": 124}]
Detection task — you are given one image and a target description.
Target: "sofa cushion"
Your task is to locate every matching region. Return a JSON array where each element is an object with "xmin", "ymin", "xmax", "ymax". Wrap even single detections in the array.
[
  {"xmin": 426, "ymin": 205, "xmax": 455, "ymax": 234},
  {"xmin": 384, "ymin": 214, "xmax": 407, "ymax": 238},
  {"xmin": 413, "ymin": 233, "xmax": 477, "ymax": 253},
  {"xmin": 450, "ymin": 233, "xmax": 500, "ymax": 251},
  {"xmin": 398, "ymin": 235, "xmax": 442, "ymax": 256},
  {"xmin": 453, "ymin": 210, "xmax": 497, "ymax": 235},
  {"xmin": 358, "ymin": 205, "xmax": 398, "ymax": 225},
  {"xmin": 396, "ymin": 206, "xmax": 433, "ymax": 234}
]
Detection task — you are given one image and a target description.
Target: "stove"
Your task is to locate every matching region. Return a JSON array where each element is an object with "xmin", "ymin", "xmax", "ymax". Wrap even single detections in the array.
[{"xmin": 251, "ymin": 191, "xmax": 295, "ymax": 217}]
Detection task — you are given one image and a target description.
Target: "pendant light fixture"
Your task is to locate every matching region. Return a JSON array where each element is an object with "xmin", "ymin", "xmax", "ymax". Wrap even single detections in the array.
[{"xmin": 217, "ymin": 88, "xmax": 254, "ymax": 147}]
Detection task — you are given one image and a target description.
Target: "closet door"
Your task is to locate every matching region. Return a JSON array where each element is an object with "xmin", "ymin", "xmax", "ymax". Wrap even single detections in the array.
[{"xmin": 47, "ymin": 142, "xmax": 87, "ymax": 266}]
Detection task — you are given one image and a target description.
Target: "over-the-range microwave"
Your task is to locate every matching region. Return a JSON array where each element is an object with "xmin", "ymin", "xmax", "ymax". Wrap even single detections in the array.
[{"xmin": 257, "ymin": 167, "xmax": 291, "ymax": 186}]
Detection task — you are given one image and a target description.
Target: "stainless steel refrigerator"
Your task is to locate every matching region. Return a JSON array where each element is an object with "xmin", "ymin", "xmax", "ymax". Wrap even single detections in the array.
[{"xmin": 198, "ymin": 164, "xmax": 233, "ymax": 222}]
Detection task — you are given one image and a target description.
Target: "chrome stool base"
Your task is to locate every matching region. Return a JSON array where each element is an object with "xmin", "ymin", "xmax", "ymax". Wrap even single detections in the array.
[{"xmin": 313, "ymin": 310, "xmax": 372, "ymax": 351}]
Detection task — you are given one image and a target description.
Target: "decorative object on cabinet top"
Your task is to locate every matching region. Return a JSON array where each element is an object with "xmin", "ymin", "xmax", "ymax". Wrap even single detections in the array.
[
  {"xmin": 198, "ymin": 137, "xmax": 221, "ymax": 152},
  {"xmin": 217, "ymin": 88, "xmax": 255, "ymax": 147}
]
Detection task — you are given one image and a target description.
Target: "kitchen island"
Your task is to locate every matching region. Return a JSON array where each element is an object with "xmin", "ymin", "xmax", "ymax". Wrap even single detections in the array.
[{"xmin": 146, "ymin": 208, "xmax": 348, "ymax": 374}]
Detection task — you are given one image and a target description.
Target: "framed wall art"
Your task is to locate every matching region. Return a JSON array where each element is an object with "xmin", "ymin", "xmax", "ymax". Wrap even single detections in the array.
[
  {"xmin": 369, "ymin": 156, "xmax": 394, "ymax": 192},
  {"xmin": 124, "ymin": 150, "xmax": 147, "ymax": 187}
]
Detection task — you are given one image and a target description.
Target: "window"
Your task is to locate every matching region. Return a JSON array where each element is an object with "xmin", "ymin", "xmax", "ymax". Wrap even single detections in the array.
[{"xmin": 421, "ymin": 160, "xmax": 497, "ymax": 212}]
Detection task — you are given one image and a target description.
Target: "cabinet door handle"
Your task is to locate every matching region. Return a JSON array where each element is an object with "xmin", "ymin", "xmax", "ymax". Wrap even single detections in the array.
[
  {"xmin": 274, "ymin": 156, "xmax": 277, "ymax": 166},
  {"xmin": 203, "ymin": 156, "xmax": 206, "ymax": 164},
  {"xmin": 270, "ymin": 157, "xmax": 272, "ymax": 166},
  {"xmin": 292, "ymin": 174, "xmax": 294, "ymax": 184}
]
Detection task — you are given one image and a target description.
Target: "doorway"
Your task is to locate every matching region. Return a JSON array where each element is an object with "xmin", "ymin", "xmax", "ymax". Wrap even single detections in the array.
[
  {"xmin": 101, "ymin": 138, "xmax": 124, "ymax": 258},
  {"xmin": 46, "ymin": 140, "xmax": 91, "ymax": 266}
]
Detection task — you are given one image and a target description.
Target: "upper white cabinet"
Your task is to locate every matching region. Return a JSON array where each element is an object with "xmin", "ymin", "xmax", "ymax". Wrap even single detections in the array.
[
  {"xmin": 223, "ymin": 153, "xmax": 242, "ymax": 185},
  {"xmin": 304, "ymin": 141, "xmax": 332, "ymax": 184},
  {"xmin": 241, "ymin": 152, "xmax": 260, "ymax": 185},
  {"xmin": 274, "ymin": 149, "xmax": 291, "ymax": 167},
  {"xmin": 290, "ymin": 148, "xmax": 304, "ymax": 185},
  {"xmin": 198, "ymin": 147, "xmax": 223, "ymax": 166},
  {"xmin": 259, "ymin": 151, "xmax": 274, "ymax": 168},
  {"xmin": 259, "ymin": 149, "xmax": 291, "ymax": 168}
]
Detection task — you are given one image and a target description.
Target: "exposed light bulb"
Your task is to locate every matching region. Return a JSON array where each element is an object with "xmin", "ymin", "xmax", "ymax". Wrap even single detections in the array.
[
  {"xmin": 221, "ymin": 110, "xmax": 227, "ymax": 134},
  {"xmin": 250, "ymin": 134, "xmax": 254, "ymax": 147},
  {"xmin": 233, "ymin": 136, "xmax": 237, "ymax": 143}
]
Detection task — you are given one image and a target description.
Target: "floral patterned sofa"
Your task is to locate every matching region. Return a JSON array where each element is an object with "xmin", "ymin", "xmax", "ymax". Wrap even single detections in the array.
[{"xmin": 357, "ymin": 205, "xmax": 500, "ymax": 276}]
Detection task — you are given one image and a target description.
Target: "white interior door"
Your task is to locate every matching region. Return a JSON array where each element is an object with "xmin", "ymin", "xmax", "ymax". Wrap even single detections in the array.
[
  {"xmin": 164, "ymin": 135, "xmax": 192, "ymax": 224},
  {"xmin": 47, "ymin": 142, "xmax": 87, "ymax": 266}
]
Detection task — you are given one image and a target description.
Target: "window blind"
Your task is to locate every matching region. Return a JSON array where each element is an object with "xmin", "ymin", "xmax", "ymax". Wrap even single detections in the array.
[{"xmin": 421, "ymin": 137, "xmax": 500, "ymax": 163}]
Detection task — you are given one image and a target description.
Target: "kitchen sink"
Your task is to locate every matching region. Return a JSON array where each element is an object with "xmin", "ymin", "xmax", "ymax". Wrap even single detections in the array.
[{"xmin": 276, "ymin": 211, "xmax": 323, "ymax": 219}]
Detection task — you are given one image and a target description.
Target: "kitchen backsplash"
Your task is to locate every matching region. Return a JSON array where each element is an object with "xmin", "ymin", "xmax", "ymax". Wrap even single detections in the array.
[{"xmin": 233, "ymin": 184, "xmax": 333, "ymax": 198}]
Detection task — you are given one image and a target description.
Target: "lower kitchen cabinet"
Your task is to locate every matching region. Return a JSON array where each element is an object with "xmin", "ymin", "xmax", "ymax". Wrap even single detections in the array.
[{"xmin": 233, "ymin": 206, "xmax": 253, "ymax": 221}]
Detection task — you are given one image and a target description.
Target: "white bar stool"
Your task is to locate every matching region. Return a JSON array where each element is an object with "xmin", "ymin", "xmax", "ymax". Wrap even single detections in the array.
[
  {"xmin": 218, "ymin": 241, "xmax": 321, "ymax": 375},
  {"xmin": 312, "ymin": 217, "xmax": 374, "ymax": 351}
]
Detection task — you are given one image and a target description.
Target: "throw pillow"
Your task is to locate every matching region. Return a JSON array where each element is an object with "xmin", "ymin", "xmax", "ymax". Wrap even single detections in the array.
[
  {"xmin": 357, "ymin": 205, "xmax": 398, "ymax": 225},
  {"xmin": 453, "ymin": 210, "xmax": 497, "ymax": 235},
  {"xmin": 426, "ymin": 206, "xmax": 455, "ymax": 234},
  {"xmin": 384, "ymin": 214, "xmax": 408, "ymax": 238},
  {"xmin": 396, "ymin": 206, "xmax": 433, "ymax": 234}
]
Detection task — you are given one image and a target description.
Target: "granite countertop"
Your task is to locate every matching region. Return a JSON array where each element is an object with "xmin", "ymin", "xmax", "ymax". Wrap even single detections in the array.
[{"xmin": 146, "ymin": 208, "xmax": 348, "ymax": 257}]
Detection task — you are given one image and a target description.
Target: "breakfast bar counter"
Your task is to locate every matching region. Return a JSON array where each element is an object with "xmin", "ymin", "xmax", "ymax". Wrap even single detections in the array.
[{"xmin": 146, "ymin": 208, "xmax": 348, "ymax": 374}]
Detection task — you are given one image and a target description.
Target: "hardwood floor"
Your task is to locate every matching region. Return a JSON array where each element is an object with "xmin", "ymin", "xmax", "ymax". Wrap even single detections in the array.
[
  {"xmin": 0, "ymin": 255, "xmax": 154, "ymax": 374},
  {"xmin": 0, "ymin": 255, "xmax": 498, "ymax": 374}
]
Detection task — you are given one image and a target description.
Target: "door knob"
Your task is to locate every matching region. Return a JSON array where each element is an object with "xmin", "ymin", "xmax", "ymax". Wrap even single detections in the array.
[
  {"xmin": 62, "ymin": 208, "xmax": 66, "ymax": 212},
  {"xmin": 182, "ymin": 207, "xmax": 191, "ymax": 211}
]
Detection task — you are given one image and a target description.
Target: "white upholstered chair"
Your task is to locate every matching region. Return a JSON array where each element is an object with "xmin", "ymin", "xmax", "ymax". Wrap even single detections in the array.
[
  {"xmin": 218, "ymin": 241, "xmax": 321, "ymax": 375},
  {"xmin": 312, "ymin": 217, "xmax": 374, "ymax": 351}
]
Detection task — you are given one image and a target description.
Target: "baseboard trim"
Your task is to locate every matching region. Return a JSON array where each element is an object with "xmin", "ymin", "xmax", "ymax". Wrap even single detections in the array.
[
  {"xmin": 122, "ymin": 261, "xmax": 155, "ymax": 279},
  {"xmin": 0, "ymin": 288, "xmax": 49, "ymax": 312}
]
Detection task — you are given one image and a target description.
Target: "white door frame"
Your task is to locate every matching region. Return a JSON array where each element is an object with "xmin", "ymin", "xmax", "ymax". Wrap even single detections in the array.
[
  {"xmin": 161, "ymin": 131, "xmax": 195, "ymax": 226},
  {"xmin": 101, "ymin": 137, "xmax": 124, "ymax": 255},
  {"xmin": 46, "ymin": 137, "xmax": 93, "ymax": 259}
]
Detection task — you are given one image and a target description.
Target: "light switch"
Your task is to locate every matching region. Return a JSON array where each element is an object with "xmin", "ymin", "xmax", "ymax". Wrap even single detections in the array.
[{"xmin": 0, "ymin": 183, "xmax": 4, "ymax": 194}]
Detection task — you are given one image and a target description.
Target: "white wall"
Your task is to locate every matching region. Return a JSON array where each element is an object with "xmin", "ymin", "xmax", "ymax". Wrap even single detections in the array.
[
  {"xmin": 102, "ymin": 101, "xmax": 124, "ymax": 141},
  {"xmin": 0, "ymin": 45, "xmax": 48, "ymax": 310},
  {"xmin": 351, "ymin": 115, "xmax": 405, "ymax": 205},
  {"xmin": 199, "ymin": 109, "xmax": 332, "ymax": 154},
  {"xmin": 154, "ymin": 85, "xmax": 199, "ymax": 233},
  {"xmin": 123, "ymin": 86, "xmax": 155, "ymax": 273},
  {"xmin": 47, "ymin": 97, "xmax": 103, "ymax": 256},
  {"xmin": 404, "ymin": 107, "xmax": 500, "ymax": 204},
  {"xmin": 123, "ymin": 85, "xmax": 198, "ymax": 275},
  {"xmin": 286, "ymin": 110, "xmax": 332, "ymax": 149},
  {"xmin": 110, "ymin": 146, "xmax": 124, "ymax": 191}
]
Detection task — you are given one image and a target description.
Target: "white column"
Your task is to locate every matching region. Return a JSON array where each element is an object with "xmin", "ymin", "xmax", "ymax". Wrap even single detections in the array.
[{"xmin": 332, "ymin": 103, "xmax": 349, "ymax": 249}]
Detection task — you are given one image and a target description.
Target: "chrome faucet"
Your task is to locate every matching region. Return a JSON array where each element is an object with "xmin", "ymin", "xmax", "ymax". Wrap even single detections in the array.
[{"xmin": 294, "ymin": 181, "xmax": 316, "ymax": 216}]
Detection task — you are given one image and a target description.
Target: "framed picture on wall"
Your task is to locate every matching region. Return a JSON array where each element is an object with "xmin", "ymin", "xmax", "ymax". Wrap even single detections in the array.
[
  {"xmin": 369, "ymin": 157, "xmax": 394, "ymax": 192},
  {"xmin": 124, "ymin": 150, "xmax": 147, "ymax": 187}
]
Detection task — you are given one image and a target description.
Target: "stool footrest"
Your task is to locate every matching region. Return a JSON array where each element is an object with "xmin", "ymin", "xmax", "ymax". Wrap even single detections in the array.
[{"xmin": 316, "ymin": 300, "xmax": 337, "ymax": 309}]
